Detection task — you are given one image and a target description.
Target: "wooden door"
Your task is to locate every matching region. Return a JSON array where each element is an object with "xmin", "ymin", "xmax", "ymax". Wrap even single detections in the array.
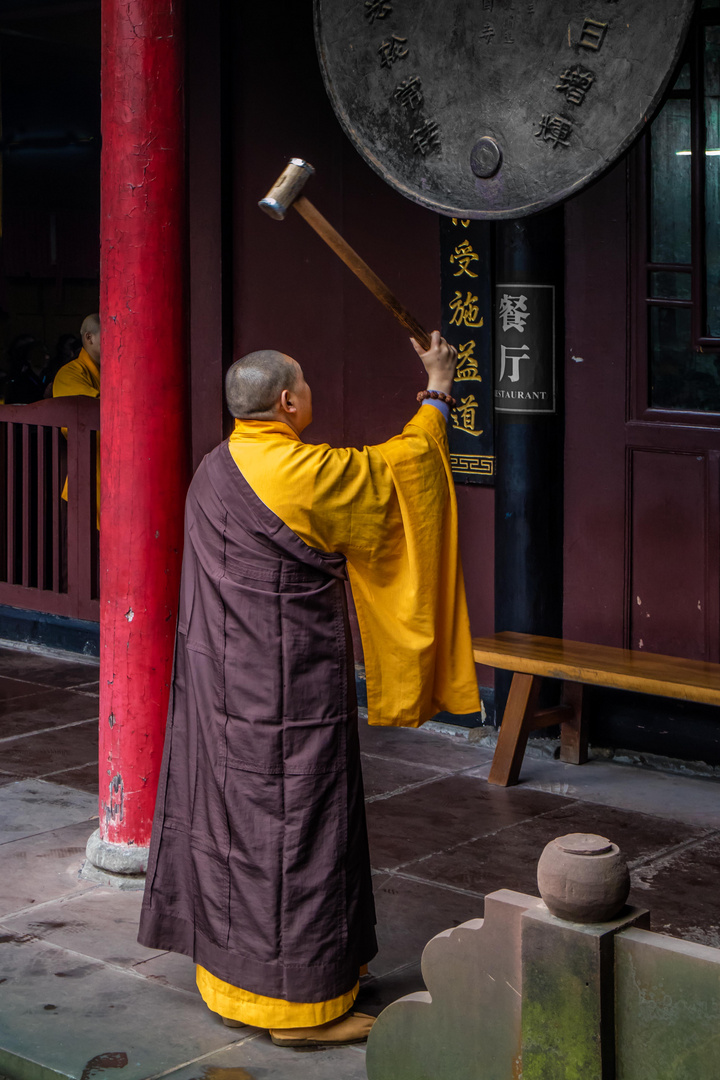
[{"xmin": 563, "ymin": 10, "xmax": 720, "ymax": 763}]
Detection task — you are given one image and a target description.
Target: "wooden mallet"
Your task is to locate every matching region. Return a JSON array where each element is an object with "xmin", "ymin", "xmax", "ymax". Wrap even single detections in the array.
[{"xmin": 259, "ymin": 158, "xmax": 432, "ymax": 350}]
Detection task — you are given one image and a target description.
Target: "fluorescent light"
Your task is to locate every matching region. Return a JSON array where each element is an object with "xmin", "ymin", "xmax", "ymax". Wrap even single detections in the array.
[{"xmin": 676, "ymin": 149, "xmax": 720, "ymax": 155}]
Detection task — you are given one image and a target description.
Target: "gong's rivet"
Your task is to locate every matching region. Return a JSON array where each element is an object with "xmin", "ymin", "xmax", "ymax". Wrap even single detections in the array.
[{"xmin": 470, "ymin": 137, "xmax": 502, "ymax": 179}]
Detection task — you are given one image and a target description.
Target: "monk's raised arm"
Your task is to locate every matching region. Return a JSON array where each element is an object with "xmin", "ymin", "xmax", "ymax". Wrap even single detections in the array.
[{"xmin": 410, "ymin": 330, "xmax": 458, "ymax": 398}]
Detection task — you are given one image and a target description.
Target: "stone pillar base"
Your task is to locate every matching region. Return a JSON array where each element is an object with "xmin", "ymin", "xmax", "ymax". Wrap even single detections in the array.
[
  {"xmin": 80, "ymin": 859, "xmax": 146, "ymax": 890},
  {"xmin": 85, "ymin": 827, "xmax": 149, "ymax": 875}
]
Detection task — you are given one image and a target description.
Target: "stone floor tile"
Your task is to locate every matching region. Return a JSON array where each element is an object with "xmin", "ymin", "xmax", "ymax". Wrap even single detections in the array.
[
  {"xmin": 3, "ymin": 887, "xmax": 158, "ymax": 970},
  {"xmin": 0, "ymin": 720, "xmax": 98, "ymax": 777},
  {"xmin": 0, "ymin": 690, "xmax": 99, "ymax": 739},
  {"xmin": 371, "ymin": 874, "xmax": 483, "ymax": 976},
  {"xmin": 0, "ymin": 936, "xmax": 244, "ymax": 1080},
  {"xmin": 0, "ymin": 647, "xmax": 99, "ymax": 690},
  {"xmin": 1, "ymin": 646, "xmax": 719, "ymax": 1080},
  {"xmin": 632, "ymin": 831, "xmax": 720, "ymax": 947},
  {"xmin": 0, "ymin": 779, "xmax": 97, "ymax": 844},
  {"xmin": 509, "ymin": 754, "xmax": 720, "ymax": 830},
  {"xmin": 160, "ymin": 1033, "xmax": 369, "ymax": 1080},
  {"xmin": 72, "ymin": 681, "xmax": 100, "ymax": 695},
  {"xmin": 54, "ymin": 763, "xmax": 100, "ymax": 794},
  {"xmin": 460, "ymin": 762, "xmax": 492, "ymax": 780},
  {"xmin": 131, "ymin": 950, "xmax": 201, "ymax": 996},
  {"xmin": 0, "ymin": 675, "xmax": 44, "ymax": 704},
  {"xmin": 401, "ymin": 800, "xmax": 709, "ymax": 906},
  {"xmin": 0, "ymin": 819, "xmax": 98, "ymax": 918},
  {"xmin": 356, "ymin": 961, "xmax": 426, "ymax": 1014},
  {"xmin": 366, "ymin": 773, "xmax": 569, "ymax": 871},
  {"xmin": 358, "ymin": 720, "xmax": 493, "ymax": 771},
  {"xmin": 361, "ymin": 754, "xmax": 445, "ymax": 800}
]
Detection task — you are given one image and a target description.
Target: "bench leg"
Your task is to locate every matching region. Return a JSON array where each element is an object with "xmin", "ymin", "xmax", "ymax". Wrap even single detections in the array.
[
  {"xmin": 488, "ymin": 673, "xmax": 542, "ymax": 787},
  {"xmin": 559, "ymin": 682, "xmax": 587, "ymax": 765}
]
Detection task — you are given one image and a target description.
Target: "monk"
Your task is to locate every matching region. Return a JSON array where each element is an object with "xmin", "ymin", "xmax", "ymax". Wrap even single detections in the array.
[
  {"xmin": 53, "ymin": 313, "xmax": 101, "ymax": 525},
  {"xmin": 52, "ymin": 312, "xmax": 100, "ymax": 402},
  {"xmin": 138, "ymin": 332, "xmax": 480, "ymax": 1047}
]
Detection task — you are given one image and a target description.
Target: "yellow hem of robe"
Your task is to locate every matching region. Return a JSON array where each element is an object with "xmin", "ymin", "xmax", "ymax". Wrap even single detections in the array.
[{"xmin": 196, "ymin": 965, "xmax": 359, "ymax": 1029}]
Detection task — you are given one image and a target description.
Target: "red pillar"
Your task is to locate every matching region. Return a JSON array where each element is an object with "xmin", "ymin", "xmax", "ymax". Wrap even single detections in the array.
[{"xmin": 87, "ymin": 0, "xmax": 189, "ymax": 873}]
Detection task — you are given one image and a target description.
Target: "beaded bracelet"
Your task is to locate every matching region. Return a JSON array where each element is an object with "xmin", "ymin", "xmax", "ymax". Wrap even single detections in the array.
[{"xmin": 416, "ymin": 389, "xmax": 457, "ymax": 409}]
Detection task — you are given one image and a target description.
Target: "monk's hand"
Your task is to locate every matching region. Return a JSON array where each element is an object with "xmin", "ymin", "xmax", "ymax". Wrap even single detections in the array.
[{"xmin": 410, "ymin": 331, "xmax": 457, "ymax": 397}]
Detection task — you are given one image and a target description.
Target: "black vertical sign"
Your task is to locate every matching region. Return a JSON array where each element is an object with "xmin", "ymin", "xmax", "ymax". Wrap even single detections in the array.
[
  {"xmin": 494, "ymin": 284, "xmax": 555, "ymax": 414},
  {"xmin": 440, "ymin": 217, "xmax": 494, "ymax": 485}
]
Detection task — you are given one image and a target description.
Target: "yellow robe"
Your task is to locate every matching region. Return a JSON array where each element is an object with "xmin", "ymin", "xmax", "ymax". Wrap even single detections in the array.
[
  {"xmin": 52, "ymin": 348, "xmax": 100, "ymax": 525},
  {"xmin": 197, "ymin": 404, "xmax": 480, "ymax": 1028}
]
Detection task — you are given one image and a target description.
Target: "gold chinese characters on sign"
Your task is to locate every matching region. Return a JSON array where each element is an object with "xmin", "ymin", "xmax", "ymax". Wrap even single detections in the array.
[
  {"xmin": 456, "ymin": 340, "xmax": 480, "ymax": 382},
  {"xmin": 449, "ymin": 292, "xmax": 484, "ymax": 328},
  {"xmin": 450, "ymin": 240, "xmax": 480, "ymax": 278},
  {"xmin": 442, "ymin": 216, "xmax": 494, "ymax": 483},
  {"xmin": 446, "ymin": 233, "xmax": 486, "ymax": 441},
  {"xmin": 452, "ymin": 395, "xmax": 483, "ymax": 438},
  {"xmin": 451, "ymin": 340, "xmax": 483, "ymax": 436}
]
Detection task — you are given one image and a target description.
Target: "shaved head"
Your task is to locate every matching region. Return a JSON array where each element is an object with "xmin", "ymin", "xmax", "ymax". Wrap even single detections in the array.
[
  {"xmin": 81, "ymin": 313, "xmax": 100, "ymax": 338},
  {"xmin": 225, "ymin": 350, "xmax": 299, "ymax": 418},
  {"xmin": 80, "ymin": 312, "xmax": 101, "ymax": 364}
]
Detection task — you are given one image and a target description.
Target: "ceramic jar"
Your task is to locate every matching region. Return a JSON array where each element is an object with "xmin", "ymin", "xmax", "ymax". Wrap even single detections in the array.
[{"xmin": 536, "ymin": 833, "xmax": 630, "ymax": 923}]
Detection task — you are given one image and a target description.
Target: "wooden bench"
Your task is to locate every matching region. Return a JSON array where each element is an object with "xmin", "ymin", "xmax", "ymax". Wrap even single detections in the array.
[{"xmin": 472, "ymin": 632, "xmax": 720, "ymax": 787}]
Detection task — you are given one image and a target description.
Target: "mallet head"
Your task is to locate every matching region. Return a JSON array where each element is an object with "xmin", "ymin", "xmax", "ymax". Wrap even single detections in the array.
[{"xmin": 259, "ymin": 158, "xmax": 315, "ymax": 220}]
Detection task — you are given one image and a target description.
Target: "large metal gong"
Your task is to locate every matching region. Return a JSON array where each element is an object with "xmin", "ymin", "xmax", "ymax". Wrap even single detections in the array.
[{"xmin": 314, "ymin": 0, "xmax": 694, "ymax": 219}]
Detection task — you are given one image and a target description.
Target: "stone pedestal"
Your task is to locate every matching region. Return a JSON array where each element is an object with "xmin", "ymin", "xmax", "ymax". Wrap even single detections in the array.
[
  {"xmin": 615, "ymin": 928, "xmax": 720, "ymax": 1080},
  {"xmin": 81, "ymin": 829, "xmax": 147, "ymax": 889},
  {"xmin": 366, "ymin": 831, "xmax": 720, "ymax": 1079},
  {"xmin": 366, "ymin": 890, "xmax": 544, "ymax": 1080},
  {"xmin": 521, "ymin": 905, "xmax": 649, "ymax": 1080}
]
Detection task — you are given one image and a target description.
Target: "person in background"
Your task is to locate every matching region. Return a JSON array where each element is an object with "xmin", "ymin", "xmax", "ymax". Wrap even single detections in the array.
[
  {"xmin": 53, "ymin": 313, "xmax": 100, "ymax": 524},
  {"xmin": 53, "ymin": 315, "xmax": 100, "ymax": 399},
  {"xmin": 6, "ymin": 334, "xmax": 36, "ymax": 375},
  {"xmin": 44, "ymin": 333, "xmax": 82, "ymax": 397},
  {"xmin": 2, "ymin": 334, "xmax": 37, "ymax": 402},
  {"xmin": 4, "ymin": 341, "xmax": 52, "ymax": 404}
]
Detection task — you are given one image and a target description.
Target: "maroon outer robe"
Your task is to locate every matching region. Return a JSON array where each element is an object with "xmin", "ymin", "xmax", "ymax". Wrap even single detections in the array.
[{"xmin": 138, "ymin": 441, "xmax": 377, "ymax": 1002}]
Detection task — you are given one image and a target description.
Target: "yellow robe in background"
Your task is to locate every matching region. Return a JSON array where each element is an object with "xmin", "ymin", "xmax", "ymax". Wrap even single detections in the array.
[
  {"xmin": 197, "ymin": 404, "xmax": 480, "ymax": 1028},
  {"xmin": 53, "ymin": 348, "xmax": 100, "ymax": 525}
]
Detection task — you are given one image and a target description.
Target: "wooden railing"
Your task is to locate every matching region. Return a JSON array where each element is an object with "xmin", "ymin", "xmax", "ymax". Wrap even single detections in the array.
[{"xmin": 0, "ymin": 397, "xmax": 99, "ymax": 622}]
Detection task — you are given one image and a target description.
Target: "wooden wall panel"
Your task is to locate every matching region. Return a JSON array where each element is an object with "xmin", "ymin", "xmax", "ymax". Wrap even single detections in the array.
[
  {"xmin": 629, "ymin": 449, "xmax": 711, "ymax": 660},
  {"xmin": 232, "ymin": 1, "xmax": 346, "ymax": 448},
  {"xmin": 563, "ymin": 162, "xmax": 629, "ymax": 646},
  {"xmin": 231, "ymin": 2, "xmax": 439, "ymax": 452},
  {"xmin": 188, "ymin": 0, "xmax": 226, "ymax": 470}
]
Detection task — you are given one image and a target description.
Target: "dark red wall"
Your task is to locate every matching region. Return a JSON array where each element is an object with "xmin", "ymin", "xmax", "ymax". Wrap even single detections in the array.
[
  {"xmin": 563, "ymin": 163, "xmax": 629, "ymax": 647},
  {"xmin": 232, "ymin": 2, "xmax": 436, "ymax": 448}
]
